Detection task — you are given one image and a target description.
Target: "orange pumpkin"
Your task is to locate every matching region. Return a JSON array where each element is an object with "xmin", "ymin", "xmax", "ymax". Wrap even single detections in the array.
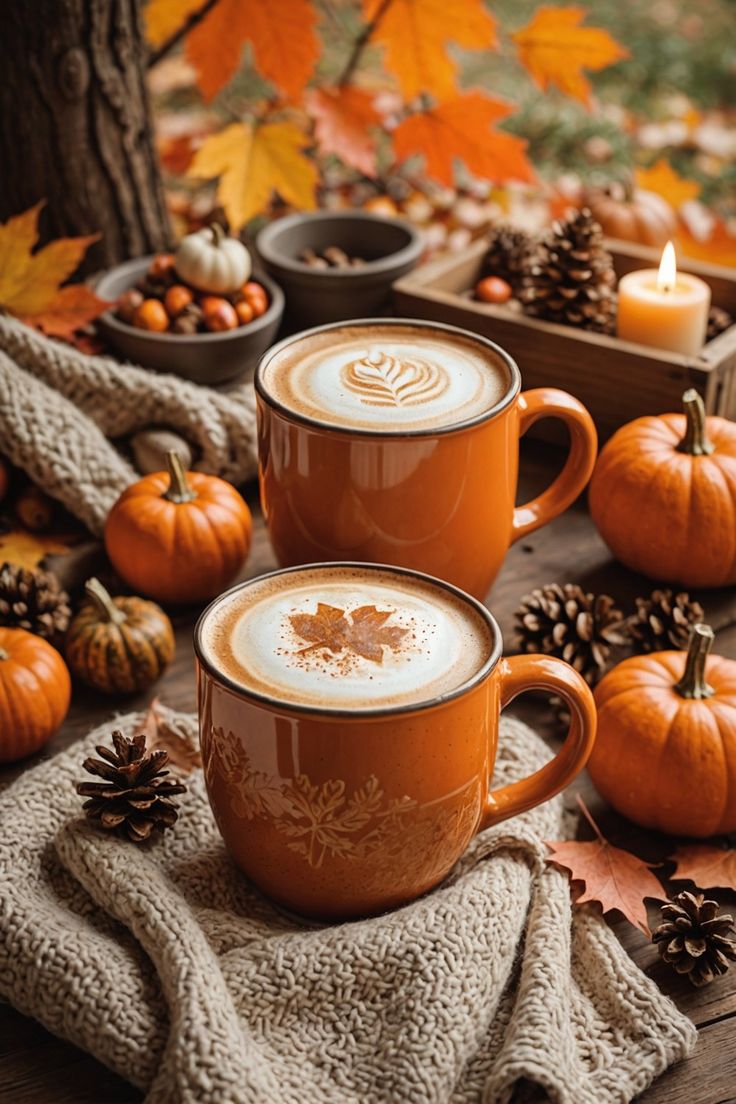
[
  {"xmin": 589, "ymin": 390, "xmax": 736, "ymax": 587},
  {"xmin": 590, "ymin": 624, "xmax": 736, "ymax": 837},
  {"xmin": 0, "ymin": 627, "xmax": 71, "ymax": 763},
  {"xmin": 586, "ymin": 184, "xmax": 677, "ymax": 248},
  {"xmin": 104, "ymin": 451, "xmax": 252, "ymax": 604}
]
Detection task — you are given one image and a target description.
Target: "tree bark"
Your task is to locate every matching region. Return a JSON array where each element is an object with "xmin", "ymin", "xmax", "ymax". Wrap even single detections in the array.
[{"xmin": 0, "ymin": 0, "xmax": 172, "ymax": 275}]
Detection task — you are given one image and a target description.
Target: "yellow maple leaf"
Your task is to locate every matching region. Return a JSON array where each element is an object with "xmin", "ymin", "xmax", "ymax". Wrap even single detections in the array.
[
  {"xmin": 365, "ymin": 0, "xmax": 497, "ymax": 101},
  {"xmin": 0, "ymin": 529, "xmax": 71, "ymax": 571},
  {"xmin": 513, "ymin": 6, "xmax": 628, "ymax": 107},
  {"xmin": 0, "ymin": 203, "xmax": 98, "ymax": 317},
  {"xmin": 188, "ymin": 120, "xmax": 318, "ymax": 229},
  {"xmin": 144, "ymin": 0, "xmax": 203, "ymax": 48},
  {"xmin": 635, "ymin": 159, "xmax": 701, "ymax": 209}
]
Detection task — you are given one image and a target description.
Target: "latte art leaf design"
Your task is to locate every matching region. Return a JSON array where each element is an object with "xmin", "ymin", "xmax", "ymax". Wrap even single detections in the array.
[
  {"xmin": 342, "ymin": 349, "xmax": 450, "ymax": 407},
  {"xmin": 289, "ymin": 602, "xmax": 408, "ymax": 665}
]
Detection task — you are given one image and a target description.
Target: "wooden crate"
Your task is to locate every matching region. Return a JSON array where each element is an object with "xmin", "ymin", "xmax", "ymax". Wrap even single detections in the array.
[{"xmin": 393, "ymin": 238, "xmax": 736, "ymax": 441}]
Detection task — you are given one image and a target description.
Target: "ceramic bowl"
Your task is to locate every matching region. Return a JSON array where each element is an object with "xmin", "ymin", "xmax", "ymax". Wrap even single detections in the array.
[
  {"xmin": 95, "ymin": 256, "xmax": 284, "ymax": 387},
  {"xmin": 256, "ymin": 211, "xmax": 422, "ymax": 327}
]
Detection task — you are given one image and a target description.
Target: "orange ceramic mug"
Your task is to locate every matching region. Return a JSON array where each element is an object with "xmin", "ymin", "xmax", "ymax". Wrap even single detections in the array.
[
  {"xmin": 195, "ymin": 563, "xmax": 596, "ymax": 919},
  {"xmin": 256, "ymin": 319, "xmax": 597, "ymax": 599}
]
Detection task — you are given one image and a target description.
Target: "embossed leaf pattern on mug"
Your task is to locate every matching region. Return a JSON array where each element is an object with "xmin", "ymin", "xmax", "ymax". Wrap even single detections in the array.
[
  {"xmin": 206, "ymin": 727, "xmax": 482, "ymax": 872},
  {"xmin": 342, "ymin": 350, "xmax": 449, "ymax": 407},
  {"xmin": 289, "ymin": 602, "xmax": 408, "ymax": 664}
]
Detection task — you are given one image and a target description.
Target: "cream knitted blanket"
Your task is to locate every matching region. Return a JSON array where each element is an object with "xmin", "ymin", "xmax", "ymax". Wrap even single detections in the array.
[
  {"xmin": 0, "ymin": 316, "xmax": 258, "ymax": 536},
  {"xmin": 0, "ymin": 710, "xmax": 696, "ymax": 1104}
]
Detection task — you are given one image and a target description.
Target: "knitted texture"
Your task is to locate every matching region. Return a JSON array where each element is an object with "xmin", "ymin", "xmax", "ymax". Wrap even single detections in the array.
[
  {"xmin": 0, "ymin": 709, "xmax": 695, "ymax": 1104},
  {"xmin": 0, "ymin": 316, "xmax": 257, "ymax": 535}
]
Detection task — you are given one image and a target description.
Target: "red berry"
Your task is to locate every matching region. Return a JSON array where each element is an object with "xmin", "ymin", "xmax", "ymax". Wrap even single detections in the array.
[{"xmin": 475, "ymin": 276, "xmax": 512, "ymax": 304}]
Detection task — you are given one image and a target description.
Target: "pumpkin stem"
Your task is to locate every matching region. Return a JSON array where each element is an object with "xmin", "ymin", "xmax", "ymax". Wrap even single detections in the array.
[
  {"xmin": 85, "ymin": 578, "xmax": 126, "ymax": 626},
  {"xmin": 675, "ymin": 623, "xmax": 715, "ymax": 700},
  {"xmin": 209, "ymin": 222, "xmax": 225, "ymax": 247},
  {"xmin": 677, "ymin": 389, "xmax": 714, "ymax": 457},
  {"xmin": 164, "ymin": 450, "xmax": 197, "ymax": 504}
]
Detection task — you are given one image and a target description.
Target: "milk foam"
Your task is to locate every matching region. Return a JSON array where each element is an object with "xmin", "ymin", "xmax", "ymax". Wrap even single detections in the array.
[
  {"xmin": 199, "ymin": 566, "xmax": 494, "ymax": 709},
  {"xmin": 259, "ymin": 324, "xmax": 509, "ymax": 432}
]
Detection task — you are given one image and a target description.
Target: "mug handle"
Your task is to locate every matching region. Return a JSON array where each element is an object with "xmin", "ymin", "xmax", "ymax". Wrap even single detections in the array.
[
  {"xmin": 512, "ymin": 389, "xmax": 597, "ymax": 542},
  {"xmin": 479, "ymin": 654, "xmax": 597, "ymax": 830}
]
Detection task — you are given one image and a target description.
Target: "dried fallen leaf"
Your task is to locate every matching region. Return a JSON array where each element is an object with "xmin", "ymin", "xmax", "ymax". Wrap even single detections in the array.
[
  {"xmin": 671, "ymin": 843, "xmax": 736, "ymax": 892},
  {"xmin": 185, "ymin": 0, "xmax": 319, "ymax": 103},
  {"xmin": 140, "ymin": 698, "xmax": 202, "ymax": 775},
  {"xmin": 635, "ymin": 159, "xmax": 701, "ymax": 210},
  {"xmin": 289, "ymin": 603, "xmax": 408, "ymax": 664},
  {"xmin": 393, "ymin": 92, "xmax": 534, "ymax": 188},
  {"xmin": 0, "ymin": 203, "xmax": 108, "ymax": 336},
  {"xmin": 306, "ymin": 86, "xmax": 381, "ymax": 178},
  {"xmin": 513, "ymin": 6, "xmax": 628, "ymax": 108},
  {"xmin": 144, "ymin": 0, "xmax": 203, "ymax": 48},
  {"xmin": 365, "ymin": 0, "xmax": 497, "ymax": 101},
  {"xmin": 188, "ymin": 120, "xmax": 318, "ymax": 229},
  {"xmin": 545, "ymin": 797, "xmax": 664, "ymax": 935},
  {"xmin": 0, "ymin": 528, "xmax": 72, "ymax": 571}
]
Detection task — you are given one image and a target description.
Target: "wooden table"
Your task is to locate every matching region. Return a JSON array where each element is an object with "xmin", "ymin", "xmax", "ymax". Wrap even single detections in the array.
[{"xmin": 1, "ymin": 439, "xmax": 735, "ymax": 1104}]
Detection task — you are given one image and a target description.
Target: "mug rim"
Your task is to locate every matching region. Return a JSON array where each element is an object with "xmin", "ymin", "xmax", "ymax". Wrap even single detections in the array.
[
  {"xmin": 254, "ymin": 317, "xmax": 522, "ymax": 439},
  {"xmin": 193, "ymin": 561, "xmax": 503, "ymax": 718}
]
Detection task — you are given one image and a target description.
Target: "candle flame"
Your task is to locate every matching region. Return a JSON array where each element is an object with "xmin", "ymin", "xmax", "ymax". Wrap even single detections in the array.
[{"xmin": 657, "ymin": 241, "xmax": 677, "ymax": 293}]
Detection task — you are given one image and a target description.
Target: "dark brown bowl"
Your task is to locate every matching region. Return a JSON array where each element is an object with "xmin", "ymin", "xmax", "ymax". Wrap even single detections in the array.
[
  {"xmin": 256, "ymin": 211, "xmax": 422, "ymax": 328},
  {"xmin": 95, "ymin": 256, "xmax": 284, "ymax": 386}
]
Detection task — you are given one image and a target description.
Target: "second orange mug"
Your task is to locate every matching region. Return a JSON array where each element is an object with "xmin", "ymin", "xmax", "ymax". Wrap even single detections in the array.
[{"xmin": 256, "ymin": 318, "xmax": 597, "ymax": 598}]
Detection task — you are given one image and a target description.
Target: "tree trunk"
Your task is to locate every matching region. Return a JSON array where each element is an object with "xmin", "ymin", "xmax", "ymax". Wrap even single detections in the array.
[{"xmin": 0, "ymin": 0, "xmax": 172, "ymax": 275}]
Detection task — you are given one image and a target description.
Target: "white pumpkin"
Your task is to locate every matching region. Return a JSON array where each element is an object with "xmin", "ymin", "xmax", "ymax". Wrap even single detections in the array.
[{"xmin": 174, "ymin": 224, "xmax": 251, "ymax": 294}]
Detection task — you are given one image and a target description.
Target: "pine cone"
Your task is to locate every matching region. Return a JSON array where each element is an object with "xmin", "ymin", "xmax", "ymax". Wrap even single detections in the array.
[
  {"xmin": 0, "ymin": 562, "xmax": 71, "ymax": 639},
  {"xmin": 519, "ymin": 208, "xmax": 617, "ymax": 333},
  {"xmin": 629, "ymin": 589, "xmax": 704, "ymax": 653},
  {"xmin": 515, "ymin": 583, "xmax": 626, "ymax": 685},
  {"xmin": 483, "ymin": 225, "xmax": 534, "ymax": 293},
  {"xmin": 653, "ymin": 891, "xmax": 736, "ymax": 987},
  {"xmin": 76, "ymin": 730, "xmax": 187, "ymax": 843},
  {"xmin": 707, "ymin": 305, "xmax": 733, "ymax": 342}
]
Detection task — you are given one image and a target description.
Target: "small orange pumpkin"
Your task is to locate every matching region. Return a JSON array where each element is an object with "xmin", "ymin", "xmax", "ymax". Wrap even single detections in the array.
[
  {"xmin": 586, "ymin": 183, "xmax": 677, "ymax": 248},
  {"xmin": 590, "ymin": 624, "xmax": 736, "ymax": 837},
  {"xmin": 0, "ymin": 627, "xmax": 71, "ymax": 762},
  {"xmin": 66, "ymin": 578, "xmax": 175, "ymax": 694},
  {"xmin": 589, "ymin": 390, "xmax": 736, "ymax": 587},
  {"xmin": 104, "ymin": 452, "xmax": 252, "ymax": 604}
]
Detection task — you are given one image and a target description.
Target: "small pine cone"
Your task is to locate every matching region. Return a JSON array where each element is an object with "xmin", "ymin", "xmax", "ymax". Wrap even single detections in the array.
[
  {"xmin": 707, "ymin": 305, "xmax": 733, "ymax": 342},
  {"xmin": 514, "ymin": 583, "xmax": 627, "ymax": 686},
  {"xmin": 653, "ymin": 891, "xmax": 736, "ymax": 987},
  {"xmin": 76, "ymin": 730, "xmax": 187, "ymax": 843},
  {"xmin": 629, "ymin": 589, "xmax": 705, "ymax": 653},
  {"xmin": 0, "ymin": 562, "xmax": 71, "ymax": 639},
  {"xmin": 483, "ymin": 225, "xmax": 534, "ymax": 293},
  {"xmin": 519, "ymin": 207, "xmax": 617, "ymax": 334}
]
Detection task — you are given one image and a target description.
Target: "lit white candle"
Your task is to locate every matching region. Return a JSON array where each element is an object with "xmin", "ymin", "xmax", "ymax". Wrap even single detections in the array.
[{"xmin": 616, "ymin": 241, "xmax": 711, "ymax": 355}]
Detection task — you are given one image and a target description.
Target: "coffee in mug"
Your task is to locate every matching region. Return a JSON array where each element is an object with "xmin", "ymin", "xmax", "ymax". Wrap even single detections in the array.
[
  {"xmin": 256, "ymin": 320, "xmax": 597, "ymax": 599},
  {"xmin": 196, "ymin": 563, "xmax": 596, "ymax": 919}
]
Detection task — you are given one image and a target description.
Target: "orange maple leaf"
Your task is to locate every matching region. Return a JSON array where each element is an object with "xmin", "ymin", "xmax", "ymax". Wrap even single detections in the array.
[
  {"xmin": 185, "ymin": 0, "xmax": 319, "ymax": 103},
  {"xmin": 545, "ymin": 798, "xmax": 664, "ymax": 935},
  {"xmin": 671, "ymin": 843, "xmax": 736, "ymax": 892},
  {"xmin": 289, "ymin": 603, "xmax": 408, "ymax": 664},
  {"xmin": 365, "ymin": 0, "xmax": 497, "ymax": 100},
  {"xmin": 393, "ymin": 92, "xmax": 534, "ymax": 188},
  {"xmin": 0, "ymin": 203, "xmax": 108, "ymax": 337},
  {"xmin": 679, "ymin": 219, "xmax": 736, "ymax": 269},
  {"xmin": 306, "ymin": 86, "xmax": 382, "ymax": 178},
  {"xmin": 0, "ymin": 529, "xmax": 72, "ymax": 571},
  {"xmin": 513, "ymin": 6, "xmax": 628, "ymax": 108},
  {"xmin": 635, "ymin": 159, "xmax": 701, "ymax": 209}
]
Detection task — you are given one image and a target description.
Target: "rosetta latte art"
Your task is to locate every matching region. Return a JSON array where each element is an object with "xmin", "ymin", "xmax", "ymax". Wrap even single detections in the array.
[{"xmin": 341, "ymin": 350, "xmax": 450, "ymax": 407}]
